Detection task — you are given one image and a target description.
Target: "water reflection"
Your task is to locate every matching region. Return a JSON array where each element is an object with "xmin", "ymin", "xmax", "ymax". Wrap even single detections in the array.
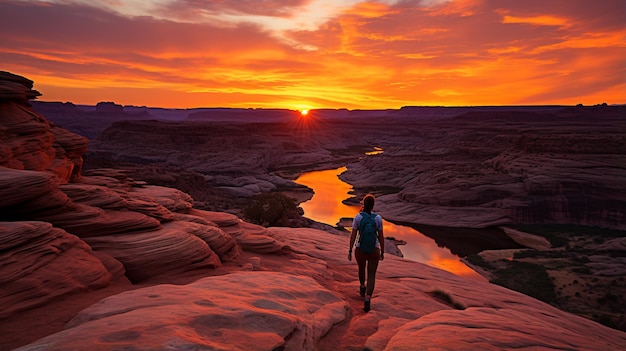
[
  {"xmin": 294, "ymin": 167, "xmax": 485, "ymax": 281},
  {"xmin": 365, "ymin": 147, "xmax": 384, "ymax": 156}
]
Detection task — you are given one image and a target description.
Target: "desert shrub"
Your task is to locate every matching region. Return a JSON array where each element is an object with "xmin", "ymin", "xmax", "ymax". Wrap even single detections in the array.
[
  {"xmin": 597, "ymin": 292, "xmax": 620, "ymax": 304},
  {"xmin": 466, "ymin": 254, "xmax": 494, "ymax": 270},
  {"xmin": 430, "ymin": 289, "xmax": 465, "ymax": 310},
  {"xmin": 571, "ymin": 266, "xmax": 592, "ymax": 275},
  {"xmin": 491, "ymin": 261, "xmax": 557, "ymax": 304},
  {"xmin": 549, "ymin": 234, "xmax": 571, "ymax": 248},
  {"xmin": 244, "ymin": 192, "xmax": 299, "ymax": 227},
  {"xmin": 510, "ymin": 224, "xmax": 626, "ymax": 247}
]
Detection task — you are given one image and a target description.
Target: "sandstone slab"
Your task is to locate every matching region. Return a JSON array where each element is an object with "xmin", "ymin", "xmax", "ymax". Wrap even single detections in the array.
[{"xmin": 16, "ymin": 272, "xmax": 349, "ymax": 351}]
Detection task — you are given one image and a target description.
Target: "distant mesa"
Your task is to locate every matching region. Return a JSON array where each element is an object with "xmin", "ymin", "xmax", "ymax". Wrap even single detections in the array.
[
  {"xmin": 95, "ymin": 101, "xmax": 124, "ymax": 113},
  {"xmin": 187, "ymin": 108, "xmax": 299, "ymax": 122}
]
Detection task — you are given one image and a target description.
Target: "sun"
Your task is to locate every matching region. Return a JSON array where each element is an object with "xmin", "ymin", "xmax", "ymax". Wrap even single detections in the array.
[{"xmin": 300, "ymin": 109, "xmax": 309, "ymax": 116}]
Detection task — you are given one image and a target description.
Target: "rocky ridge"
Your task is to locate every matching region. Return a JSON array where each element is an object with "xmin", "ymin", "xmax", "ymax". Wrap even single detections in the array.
[
  {"xmin": 1, "ymin": 71, "xmax": 625, "ymax": 350},
  {"xmin": 72, "ymin": 102, "xmax": 626, "ymax": 231},
  {"xmin": 340, "ymin": 109, "xmax": 625, "ymax": 230}
]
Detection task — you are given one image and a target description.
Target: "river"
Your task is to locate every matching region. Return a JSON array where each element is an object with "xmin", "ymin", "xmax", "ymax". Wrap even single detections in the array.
[{"xmin": 294, "ymin": 166, "xmax": 486, "ymax": 282}]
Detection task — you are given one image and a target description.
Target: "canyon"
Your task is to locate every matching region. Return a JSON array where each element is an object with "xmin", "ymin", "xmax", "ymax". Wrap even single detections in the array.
[
  {"xmin": 36, "ymin": 100, "xmax": 625, "ymax": 231},
  {"xmin": 1, "ymin": 71, "xmax": 625, "ymax": 349}
]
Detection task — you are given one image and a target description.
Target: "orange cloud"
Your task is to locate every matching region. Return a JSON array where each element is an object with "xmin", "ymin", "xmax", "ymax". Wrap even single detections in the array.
[
  {"xmin": 1, "ymin": 0, "xmax": 623, "ymax": 109},
  {"xmin": 502, "ymin": 15, "xmax": 569, "ymax": 27},
  {"xmin": 531, "ymin": 30, "xmax": 626, "ymax": 53},
  {"xmin": 341, "ymin": 1, "xmax": 397, "ymax": 18}
]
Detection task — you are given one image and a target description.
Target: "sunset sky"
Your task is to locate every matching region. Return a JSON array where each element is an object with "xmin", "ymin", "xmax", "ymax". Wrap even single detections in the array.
[{"xmin": 1, "ymin": 0, "xmax": 624, "ymax": 110}]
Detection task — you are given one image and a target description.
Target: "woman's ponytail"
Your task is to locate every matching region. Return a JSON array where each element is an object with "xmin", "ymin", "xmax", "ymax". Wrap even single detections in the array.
[{"xmin": 362, "ymin": 194, "xmax": 375, "ymax": 213}]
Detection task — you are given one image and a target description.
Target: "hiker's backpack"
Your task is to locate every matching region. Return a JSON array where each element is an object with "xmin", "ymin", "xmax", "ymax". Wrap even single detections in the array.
[{"xmin": 358, "ymin": 211, "xmax": 378, "ymax": 254}]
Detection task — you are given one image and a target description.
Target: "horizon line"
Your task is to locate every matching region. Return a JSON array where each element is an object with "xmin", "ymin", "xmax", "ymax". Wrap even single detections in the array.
[{"xmin": 34, "ymin": 99, "xmax": 624, "ymax": 112}]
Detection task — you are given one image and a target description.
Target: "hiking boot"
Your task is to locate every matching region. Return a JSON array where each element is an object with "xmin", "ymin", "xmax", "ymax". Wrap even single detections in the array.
[
  {"xmin": 364, "ymin": 298, "xmax": 371, "ymax": 312},
  {"xmin": 359, "ymin": 286, "xmax": 366, "ymax": 297}
]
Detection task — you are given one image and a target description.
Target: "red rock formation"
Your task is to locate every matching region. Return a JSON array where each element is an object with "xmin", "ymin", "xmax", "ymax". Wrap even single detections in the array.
[
  {"xmin": 0, "ymin": 73, "xmax": 87, "ymax": 182},
  {"xmin": 82, "ymin": 104, "xmax": 625, "ymax": 230},
  {"xmin": 0, "ymin": 72, "xmax": 273, "ymax": 319},
  {"xmin": 13, "ymin": 227, "xmax": 626, "ymax": 351},
  {"xmin": 3, "ymin": 72, "xmax": 624, "ymax": 350},
  {"xmin": 0, "ymin": 221, "xmax": 111, "ymax": 318},
  {"xmin": 341, "ymin": 110, "xmax": 626, "ymax": 230}
]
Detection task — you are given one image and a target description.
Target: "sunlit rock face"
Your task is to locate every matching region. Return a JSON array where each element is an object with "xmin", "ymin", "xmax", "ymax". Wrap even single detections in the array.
[
  {"xmin": 16, "ymin": 227, "xmax": 626, "ymax": 351},
  {"xmin": 16, "ymin": 272, "xmax": 349, "ymax": 351}
]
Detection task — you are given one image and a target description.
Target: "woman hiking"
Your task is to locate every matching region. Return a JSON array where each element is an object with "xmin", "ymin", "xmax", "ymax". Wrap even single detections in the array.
[{"xmin": 348, "ymin": 194, "xmax": 384, "ymax": 312}]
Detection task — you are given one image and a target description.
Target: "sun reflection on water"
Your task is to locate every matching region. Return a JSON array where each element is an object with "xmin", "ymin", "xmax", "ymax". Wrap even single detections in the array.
[{"xmin": 294, "ymin": 166, "xmax": 485, "ymax": 282}]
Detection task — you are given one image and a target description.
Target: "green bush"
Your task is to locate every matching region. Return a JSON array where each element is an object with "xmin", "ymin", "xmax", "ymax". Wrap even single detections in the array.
[
  {"xmin": 243, "ymin": 192, "xmax": 299, "ymax": 227},
  {"xmin": 491, "ymin": 261, "xmax": 557, "ymax": 304}
]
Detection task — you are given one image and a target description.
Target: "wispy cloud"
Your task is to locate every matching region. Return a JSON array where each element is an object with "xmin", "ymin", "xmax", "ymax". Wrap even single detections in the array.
[
  {"xmin": 1, "ymin": 0, "xmax": 624, "ymax": 108},
  {"xmin": 502, "ymin": 15, "xmax": 568, "ymax": 27}
]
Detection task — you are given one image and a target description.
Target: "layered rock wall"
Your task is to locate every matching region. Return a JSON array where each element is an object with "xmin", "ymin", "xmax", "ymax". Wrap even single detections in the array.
[
  {"xmin": 0, "ymin": 72, "xmax": 288, "ymax": 320},
  {"xmin": 341, "ymin": 110, "xmax": 626, "ymax": 229},
  {"xmin": 80, "ymin": 103, "xmax": 626, "ymax": 229}
]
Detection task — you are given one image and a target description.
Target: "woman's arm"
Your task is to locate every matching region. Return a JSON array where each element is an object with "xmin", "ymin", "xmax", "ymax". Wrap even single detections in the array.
[
  {"xmin": 348, "ymin": 228, "xmax": 357, "ymax": 261},
  {"xmin": 378, "ymin": 218, "xmax": 385, "ymax": 260}
]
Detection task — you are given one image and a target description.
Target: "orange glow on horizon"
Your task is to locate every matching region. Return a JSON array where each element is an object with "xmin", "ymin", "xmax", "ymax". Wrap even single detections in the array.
[{"xmin": 1, "ymin": 1, "xmax": 623, "ymax": 109}]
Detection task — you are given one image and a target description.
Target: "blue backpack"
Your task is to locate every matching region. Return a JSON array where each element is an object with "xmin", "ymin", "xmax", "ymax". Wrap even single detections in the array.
[{"xmin": 358, "ymin": 211, "xmax": 378, "ymax": 254}]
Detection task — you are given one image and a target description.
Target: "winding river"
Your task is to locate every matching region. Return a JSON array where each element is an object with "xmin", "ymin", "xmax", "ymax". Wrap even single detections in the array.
[{"xmin": 294, "ymin": 166, "xmax": 485, "ymax": 282}]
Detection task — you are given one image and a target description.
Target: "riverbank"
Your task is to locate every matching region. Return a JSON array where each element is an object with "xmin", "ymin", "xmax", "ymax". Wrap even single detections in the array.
[
  {"xmin": 471, "ymin": 225, "xmax": 625, "ymax": 331},
  {"xmin": 365, "ymin": 216, "xmax": 626, "ymax": 331},
  {"xmin": 293, "ymin": 167, "xmax": 488, "ymax": 281},
  {"xmin": 352, "ymin": 211, "xmax": 626, "ymax": 331},
  {"xmin": 324, "ymin": 170, "xmax": 626, "ymax": 330}
]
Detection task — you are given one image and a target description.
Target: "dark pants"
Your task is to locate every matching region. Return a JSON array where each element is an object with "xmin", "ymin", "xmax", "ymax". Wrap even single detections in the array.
[{"xmin": 355, "ymin": 247, "xmax": 380, "ymax": 297}]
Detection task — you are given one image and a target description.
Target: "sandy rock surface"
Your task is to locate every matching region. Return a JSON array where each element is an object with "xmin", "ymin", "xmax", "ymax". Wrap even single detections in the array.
[
  {"xmin": 13, "ymin": 227, "xmax": 626, "ymax": 351},
  {"xmin": 17, "ymin": 271, "xmax": 349, "ymax": 351}
]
